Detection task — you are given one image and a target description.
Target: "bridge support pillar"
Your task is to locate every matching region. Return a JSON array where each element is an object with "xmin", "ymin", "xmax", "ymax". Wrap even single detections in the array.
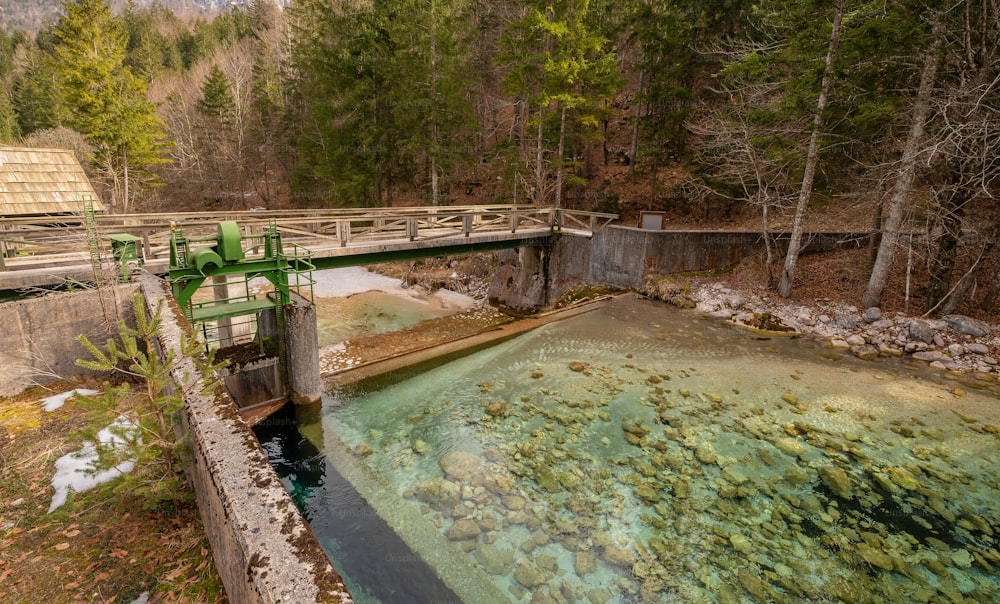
[
  {"xmin": 283, "ymin": 292, "xmax": 323, "ymax": 405},
  {"xmin": 258, "ymin": 292, "xmax": 322, "ymax": 405},
  {"xmin": 488, "ymin": 246, "xmax": 551, "ymax": 314}
]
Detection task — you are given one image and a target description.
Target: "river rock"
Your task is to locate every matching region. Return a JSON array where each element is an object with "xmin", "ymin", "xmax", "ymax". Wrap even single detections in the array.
[
  {"xmin": 851, "ymin": 344, "xmax": 879, "ymax": 361},
  {"xmin": 447, "ymin": 518, "xmax": 482, "ymax": 540},
  {"xmin": 913, "ymin": 350, "xmax": 950, "ymax": 363},
  {"xmin": 586, "ymin": 588, "xmax": 612, "ymax": 604},
  {"xmin": 863, "ymin": 307, "xmax": 882, "ymax": 323},
  {"xmin": 417, "ymin": 477, "xmax": 461, "ymax": 509},
  {"xmin": 968, "ymin": 343, "xmax": 991, "ymax": 355},
  {"xmin": 514, "ymin": 563, "xmax": 547, "ymax": 588},
  {"xmin": 537, "ymin": 554, "xmax": 558, "ymax": 572},
  {"xmin": 601, "ymin": 545, "xmax": 635, "ymax": 569},
  {"xmin": 773, "ymin": 437, "xmax": 806, "ymax": 457},
  {"xmin": 818, "ymin": 466, "xmax": 853, "ymax": 499},
  {"xmin": 569, "ymin": 361, "xmax": 588, "ymax": 372},
  {"xmin": 575, "ymin": 550, "xmax": 598, "ymax": 576},
  {"xmin": 951, "ymin": 549, "xmax": 974, "ymax": 568},
  {"xmin": 856, "ymin": 542, "xmax": 893, "ymax": 570},
  {"xmin": 836, "ymin": 315, "xmax": 858, "ymax": 330},
  {"xmin": 485, "ymin": 401, "xmax": 508, "ymax": 417},
  {"xmin": 635, "ymin": 484, "xmax": 660, "ymax": 503},
  {"xmin": 502, "ymin": 495, "xmax": 525, "ymax": 511},
  {"xmin": 888, "ymin": 467, "xmax": 919, "ymax": 491},
  {"xmin": 908, "ymin": 320, "xmax": 936, "ymax": 344},
  {"xmin": 474, "ymin": 545, "xmax": 513, "ymax": 576},
  {"xmin": 412, "ymin": 439, "xmax": 429, "ymax": 455},
  {"xmin": 696, "ymin": 445, "xmax": 717, "ymax": 465},
  {"xmin": 941, "ymin": 315, "xmax": 990, "ymax": 337},
  {"xmin": 729, "ymin": 534, "xmax": 753, "ymax": 555},
  {"xmin": 439, "ymin": 450, "xmax": 481, "ymax": 481}
]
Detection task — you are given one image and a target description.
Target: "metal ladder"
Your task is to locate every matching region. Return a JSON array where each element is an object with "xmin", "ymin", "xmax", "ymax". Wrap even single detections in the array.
[{"xmin": 84, "ymin": 199, "xmax": 103, "ymax": 288}]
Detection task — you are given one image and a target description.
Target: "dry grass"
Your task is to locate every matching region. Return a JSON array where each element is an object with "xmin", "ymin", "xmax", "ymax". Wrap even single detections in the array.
[{"xmin": 0, "ymin": 379, "xmax": 226, "ymax": 604}]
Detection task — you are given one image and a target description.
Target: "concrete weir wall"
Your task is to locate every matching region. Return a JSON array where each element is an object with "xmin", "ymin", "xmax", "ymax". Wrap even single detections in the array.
[
  {"xmin": 491, "ymin": 226, "xmax": 866, "ymax": 311},
  {"xmin": 138, "ymin": 274, "xmax": 352, "ymax": 603}
]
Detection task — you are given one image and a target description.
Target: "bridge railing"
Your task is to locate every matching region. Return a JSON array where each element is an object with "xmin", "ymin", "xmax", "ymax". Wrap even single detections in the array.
[{"xmin": 0, "ymin": 206, "xmax": 617, "ymax": 269}]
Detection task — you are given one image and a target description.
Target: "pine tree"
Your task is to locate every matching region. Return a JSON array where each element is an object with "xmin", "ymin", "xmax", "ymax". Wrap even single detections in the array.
[
  {"xmin": 12, "ymin": 46, "xmax": 64, "ymax": 136},
  {"xmin": 500, "ymin": 0, "xmax": 619, "ymax": 206},
  {"xmin": 52, "ymin": 0, "xmax": 170, "ymax": 212},
  {"xmin": 198, "ymin": 65, "xmax": 235, "ymax": 121}
]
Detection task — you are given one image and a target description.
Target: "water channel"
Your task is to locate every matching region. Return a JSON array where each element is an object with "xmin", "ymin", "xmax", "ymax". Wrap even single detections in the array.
[{"xmin": 256, "ymin": 295, "xmax": 999, "ymax": 603}]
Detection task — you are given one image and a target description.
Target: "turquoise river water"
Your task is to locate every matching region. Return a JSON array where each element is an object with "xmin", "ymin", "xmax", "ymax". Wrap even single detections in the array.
[{"xmin": 261, "ymin": 295, "xmax": 1000, "ymax": 603}]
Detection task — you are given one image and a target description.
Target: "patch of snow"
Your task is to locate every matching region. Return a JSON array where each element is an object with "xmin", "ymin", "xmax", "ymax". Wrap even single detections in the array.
[
  {"xmin": 312, "ymin": 267, "xmax": 411, "ymax": 298},
  {"xmin": 312, "ymin": 267, "xmax": 476, "ymax": 310},
  {"xmin": 432, "ymin": 288, "xmax": 476, "ymax": 309},
  {"xmin": 39, "ymin": 389, "xmax": 100, "ymax": 412},
  {"xmin": 48, "ymin": 416, "xmax": 137, "ymax": 513},
  {"xmin": 130, "ymin": 592, "xmax": 150, "ymax": 604}
]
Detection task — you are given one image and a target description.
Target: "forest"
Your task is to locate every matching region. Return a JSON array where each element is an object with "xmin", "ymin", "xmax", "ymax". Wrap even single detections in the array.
[{"xmin": 0, "ymin": 0, "xmax": 998, "ymax": 315}]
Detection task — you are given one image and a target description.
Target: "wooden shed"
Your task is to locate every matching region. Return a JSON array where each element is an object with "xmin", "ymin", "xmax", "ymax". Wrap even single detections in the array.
[{"xmin": 0, "ymin": 146, "xmax": 104, "ymax": 217}]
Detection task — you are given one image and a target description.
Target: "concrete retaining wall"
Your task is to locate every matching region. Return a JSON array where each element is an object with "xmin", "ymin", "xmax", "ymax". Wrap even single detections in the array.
[
  {"xmin": 0, "ymin": 284, "xmax": 138, "ymax": 397},
  {"xmin": 490, "ymin": 227, "xmax": 867, "ymax": 311},
  {"xmin": 138, "ymin": 274, "xmax": 352, "ymax": 603}
]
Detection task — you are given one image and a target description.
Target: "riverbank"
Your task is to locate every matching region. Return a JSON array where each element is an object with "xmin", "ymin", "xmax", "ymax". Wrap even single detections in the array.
[{"xmin": 640, "ymin": 273, "xmax": 999, "ymax": 385}]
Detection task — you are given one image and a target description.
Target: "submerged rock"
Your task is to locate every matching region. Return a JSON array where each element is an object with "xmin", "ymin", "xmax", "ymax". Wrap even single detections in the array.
[
  {"xmin": 416, "ymin": 477, "xmax": 461, "ymax": 509},
  {"xmin": 601, "ymin": 545, "xmax": 635, "ymax": 569},
  {"xmin": 818, "ymin": 465, "xmax": 853, "ymax": 499},
  {"xmin": 439, "ymin": 450, "xmax": 481, "ymax": 481},
  {"xmin": 569, "ymin": 361, "xmax": 588, "ymax": 373},
  {"xmin": 446, "ymin": 518, "xmax": 482, "ymax": 540},
  {"xmin": 474, "ymin": 545, "xmax": 513, "ymax": 576},
  {"xmin": 575, "ymin": 550, "xmax": 598, "ymax": 576},
  {"xmin": 514, "ymin": 563, "xmax": 547, "ymax": 588},
  {"xmin": 485, "ymin": 401, "xmax": 508, "ymax": 417},
  {"xmin": 856, "ymin": 542, "xmax": 893, "ymax": 570},
  {"xmin": 729, "ymin": 534, "xmax": 753, "ymax": 555},
  {"xmin": 888, "ymin": 467, "xmax": 920, "ymax": 491}
]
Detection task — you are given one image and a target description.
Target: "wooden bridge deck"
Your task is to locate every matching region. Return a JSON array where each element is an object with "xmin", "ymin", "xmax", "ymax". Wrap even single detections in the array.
[{"xmin": 0, "ymin": 205, "xmax": 616, "ymax": 294}]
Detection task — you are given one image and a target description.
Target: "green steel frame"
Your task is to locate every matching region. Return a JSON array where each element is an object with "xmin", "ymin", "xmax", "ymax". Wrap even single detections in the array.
[{"xmin": 168, "ymin": 220, "xmax": 315, "ymax": 349}]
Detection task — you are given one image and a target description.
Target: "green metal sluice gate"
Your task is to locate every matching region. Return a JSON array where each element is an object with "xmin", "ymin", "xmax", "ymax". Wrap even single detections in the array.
[{"xmin": 165, "ymin": 219, "xmax": 315, "ymax": 352}]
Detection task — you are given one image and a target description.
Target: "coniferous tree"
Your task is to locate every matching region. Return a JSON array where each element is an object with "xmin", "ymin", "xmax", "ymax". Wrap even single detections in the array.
[
  {"xmin": 500, "ymin": 0, "xmax": 619, "ymax": 206},
  {"xmin": 12, "ymin": 45, "xmax": 64, "ymax": 136},
  {"xmin": 52, "ymin": 0, "xmax": 170, "ymax": 212},
  {"xmin": 198, "ymin": 64, "xmax": 235, "ymax": 121}
]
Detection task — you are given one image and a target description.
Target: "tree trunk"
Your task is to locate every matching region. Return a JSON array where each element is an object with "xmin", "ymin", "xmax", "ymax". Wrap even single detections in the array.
[
  {"xmin": 863, "ymin": 20, "xmax": 944, "ymax": 308},
  {"xmin": 122, "ymin": 146, "xmax": 130, "ymax": 214},
  {"xmin": 535, "ymin": 108, "xmax": 544, "ymax": 204},
  {"xmin": 762, "ymin": 198, "xmax": 776, "ymax": 288},
  {"xmin": 629, "ymin": 70, "xmax": 643, "ymax": 177},
  {"xmin": 867, "ymin": 188, "xmax": 884, "ymax": 266},
  {"xmin": 925, "ymin": 187, "xmax": 968, "ymax": 312},
  {"xmin": 777, "ymin": 0, "xmax": 844, "ymax": 298},
  {"xmin": 431, "ymin": 157, "xmax": 440, "ymax": 206},
  {"xmin": 555, "ymin": 104, "xmax": 566, "ymax": 209}
]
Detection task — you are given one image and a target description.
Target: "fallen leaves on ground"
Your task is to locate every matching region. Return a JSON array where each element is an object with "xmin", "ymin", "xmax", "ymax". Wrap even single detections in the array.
[{"xmin": 0, "ymin": 380, "xmax": 226, "ymax": 604}]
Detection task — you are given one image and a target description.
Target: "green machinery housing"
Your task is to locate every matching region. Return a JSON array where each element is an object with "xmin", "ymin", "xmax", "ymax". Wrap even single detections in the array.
[{"xmin": 167, "ymin": 220, "xmax": 315, "ymax": 350}]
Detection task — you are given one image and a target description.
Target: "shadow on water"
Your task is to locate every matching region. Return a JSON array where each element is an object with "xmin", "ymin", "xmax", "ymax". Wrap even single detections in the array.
[{"xmin": 253, "ymin": 403, "xmax": 461, "ymax": 604}]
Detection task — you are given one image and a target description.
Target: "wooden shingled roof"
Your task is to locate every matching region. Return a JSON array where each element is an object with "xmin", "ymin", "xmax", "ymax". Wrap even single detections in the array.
[{"xmin": 0, "ymin": 146, "xmax": 105, "ymax": 216}]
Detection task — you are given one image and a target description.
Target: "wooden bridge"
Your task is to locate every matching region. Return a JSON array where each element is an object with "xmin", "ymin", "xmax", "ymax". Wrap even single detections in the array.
[{"xmin": 0, "ymin": 205, "xmax": 616, "ymax": 297}]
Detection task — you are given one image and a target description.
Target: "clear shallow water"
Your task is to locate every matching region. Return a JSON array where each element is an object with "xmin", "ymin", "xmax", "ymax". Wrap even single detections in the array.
[
  {"xmin": 272, "ymin": 296, "xmax": 1000, "ymax": 603},
  {"xmin": 315, "ymin": 291, "xmax": 461, "ymax": 347}
]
